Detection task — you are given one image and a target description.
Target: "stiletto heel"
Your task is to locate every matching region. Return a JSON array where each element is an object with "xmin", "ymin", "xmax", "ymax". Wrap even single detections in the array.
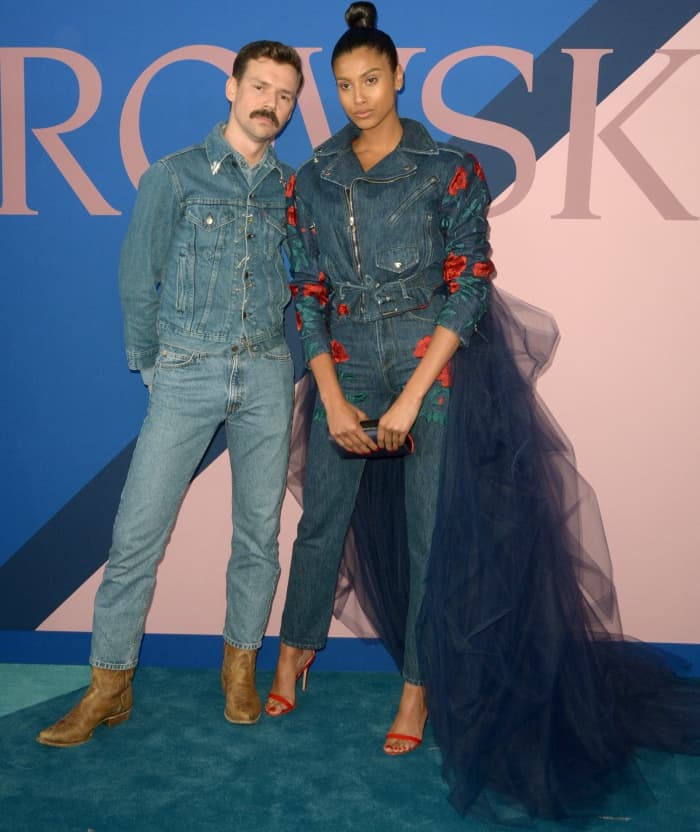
[
  {"xmin": 265, "ymin": 650, "xmax": 315, "ymax": 717},
  {"xmin": 301, "ymin": 660, "xmax": 312, "ymax": 692}
]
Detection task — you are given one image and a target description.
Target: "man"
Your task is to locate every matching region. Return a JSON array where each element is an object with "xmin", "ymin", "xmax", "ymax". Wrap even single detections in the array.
[{"xmin": 37, "ymin": 41, "xmax": 304, "ymax": 746}]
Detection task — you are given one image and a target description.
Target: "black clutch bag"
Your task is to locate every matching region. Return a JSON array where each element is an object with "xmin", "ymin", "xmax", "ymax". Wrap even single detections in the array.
[{"xmin": 328, "ymin": 419, "xmax": 414, "ymax": 459}]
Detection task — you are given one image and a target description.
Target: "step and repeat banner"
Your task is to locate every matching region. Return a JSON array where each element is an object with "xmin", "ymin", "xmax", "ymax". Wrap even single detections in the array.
[{"xmin": 2, "ymin": 1, "xmax": 699, "ymax": 667}]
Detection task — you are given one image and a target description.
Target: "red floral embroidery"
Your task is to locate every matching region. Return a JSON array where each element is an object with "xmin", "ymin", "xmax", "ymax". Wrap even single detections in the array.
[
  {"xmin": 285, "ymin": 174, "xmax": 296, "ymax": 199},
  {"xmin": 443, "ymin": 253, "xmax": 467, "ymax": 281},
  {"xmin": 331, "ymin": 340, "xmax": 349, "ymax": 363},
  {"xmin": 295, "ymin": 310, "xmax": 303, "ymax": 331},
  {"xmin": 337, "ymin": 303, "xmax": 350, "ymax": 316},
  {"xmin": 446, "ymin": 280, "xmax": 460, "ymax": 294},
  {"xmin": 413, "ymin": 335, "xmax": 432, "ymax": 358},
  {"xmin": 448, "ymin": 166, "xmax": 468, "ymax": 195},
  {"xmin": 414, "ymin": 336, "xmax": 451, "ymax": 387},
  {"xmin": 471, "ymin": 156, "xmax": 485, "ymax": 182},
  {"xmin": 437, "ymin": 362, "xmax": 452, "ymax": 388},
  {"xmin": 473, "ymin": 260, "xmax": 495, "ymax": 279},
  {"xmin": 289, "ymin": 284, "xmax": 299, "ymax": 297},
  {"xmin": 303, "ymin": 283, "xmax": 328, "ymax": 306},
  {"xmin": 318, "ymin": 271, "xmax": 326, "ymax": 283},
  {"xmin": 287, "ymin": 205, "xmax": 297, "ymax": 226}
]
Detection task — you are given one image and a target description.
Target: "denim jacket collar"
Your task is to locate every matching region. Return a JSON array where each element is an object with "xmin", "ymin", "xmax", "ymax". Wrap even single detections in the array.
[
  {"xmin": 204, "ymin": 122, "xmax": 285, "ymax": 181},
  {"xmin": 312, "ymin": 118, "xmax": 440, "ymax": 185}
]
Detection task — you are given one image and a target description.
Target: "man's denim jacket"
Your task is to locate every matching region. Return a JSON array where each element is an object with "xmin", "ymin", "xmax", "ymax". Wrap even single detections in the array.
[
  {"xmin": 119, "ymin": 123, "xmax": 294, "ymax": 380},
  {"xmin": 286, "ymin": 118, "xmax": 494, "ymax": 365}
]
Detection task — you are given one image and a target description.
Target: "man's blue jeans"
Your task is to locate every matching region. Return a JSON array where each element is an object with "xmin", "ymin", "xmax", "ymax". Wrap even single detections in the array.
[
  {"xmin": 280, "ymin": 306, "xmax": 449, "ymax": 684},
  {"xmin": 90, "ymin": 335, "xmax": 293, "ymax": 669}
]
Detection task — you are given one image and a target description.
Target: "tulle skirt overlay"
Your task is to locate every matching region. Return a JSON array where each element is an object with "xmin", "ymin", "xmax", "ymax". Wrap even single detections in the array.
[{"xmin": 287, "ymin": 288, "xmax": 700, "ymax": 823}]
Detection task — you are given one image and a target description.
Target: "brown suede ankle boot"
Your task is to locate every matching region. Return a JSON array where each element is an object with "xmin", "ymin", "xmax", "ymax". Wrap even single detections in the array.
[
  {"xmin": 221, "ymin": 644, "xmax": 261, "ymax": 724},
  {"xmin": 36, "ymin": 666, "xmax": 134, "ymax": 747}
]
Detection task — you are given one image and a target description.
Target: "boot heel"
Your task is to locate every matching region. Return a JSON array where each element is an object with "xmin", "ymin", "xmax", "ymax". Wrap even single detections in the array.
[{"xmin": 105, "ymin": 709, "xmax": 131, "ymax": 728}]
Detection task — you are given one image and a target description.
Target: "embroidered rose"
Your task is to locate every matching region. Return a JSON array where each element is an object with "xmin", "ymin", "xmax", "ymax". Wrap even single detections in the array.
[
  {"xmin": 471, "ymin": 156, "xmax": 485, "ymax": 182},
  {"xmin": 287, "ymin": 205, "xmax": 297, "ymax": 226},
  {"xmin": 446, "ymin": 280, "xmax": 460, "ymax": 294},
  {"xmin": 413, "ymin": 335, "xmax": 432, "ymax": 358},
  {"xmin": 473, "ymin": 260, "xmax": 495, "ymax": 279},
  {"xmin": 285, "ymin": 174, "xmax": 296, "ymax": 199},
  {"xmin": 303, "ymin": 283, "xmax": 328, "ymax": 306},
  {"xmin": 437, "ymin": 362, "xmax": 452, "ymax": 388},
  {"xmin": 443, "ymin": 253, "xmax": 467, "ymax": 281},
  {"xmin": 337, "ymin": 303, "xmax": 350, "ymax": 316},
  {"xmin": 331, "ymin": 340, "xmax": 349, "ymax": 363},
  {"xmin": 448, "ymin": 166, "xmax": 468, "ymax": 195},
  {"xmin": 414, "ymin": 336, "xmax": 451, "ymax": 387}
]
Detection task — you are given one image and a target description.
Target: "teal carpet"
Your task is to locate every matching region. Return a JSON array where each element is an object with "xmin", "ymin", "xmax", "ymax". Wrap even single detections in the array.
[{"xmin": 2, "ymin": 665, "xmax": 699, "ymax": 831}]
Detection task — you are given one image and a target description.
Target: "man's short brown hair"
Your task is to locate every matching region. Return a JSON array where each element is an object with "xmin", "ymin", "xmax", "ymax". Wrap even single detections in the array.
[{"xmin": 232, "ymin": 41, "xmax": 304, "ymax": 95}]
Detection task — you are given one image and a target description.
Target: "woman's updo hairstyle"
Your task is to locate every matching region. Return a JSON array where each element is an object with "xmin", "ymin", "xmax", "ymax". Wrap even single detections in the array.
[{"xmin": 331, "ymin": 2, "xmax": 399, "ymax": 72}]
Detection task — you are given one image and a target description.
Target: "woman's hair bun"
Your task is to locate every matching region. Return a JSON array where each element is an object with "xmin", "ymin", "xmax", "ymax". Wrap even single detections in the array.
[{"xmin": 345, "ymin": 2, "xmax": 377, "ymax": 29}]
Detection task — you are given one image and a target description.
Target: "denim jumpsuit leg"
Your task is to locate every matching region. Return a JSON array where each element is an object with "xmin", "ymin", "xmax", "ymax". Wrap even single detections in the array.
[{"xmin": 280, "ymin": 301, "xmax": 448, "ymax": 684}]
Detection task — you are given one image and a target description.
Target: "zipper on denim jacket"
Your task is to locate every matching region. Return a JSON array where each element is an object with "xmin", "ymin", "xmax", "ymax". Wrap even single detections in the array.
[
  {"xmin": 345, "ymin": 172, "xmax": 416, "ymax": 316},
  {"xmin": 344, "ymin": 185, "xmax": 366, "ymax": 315}
]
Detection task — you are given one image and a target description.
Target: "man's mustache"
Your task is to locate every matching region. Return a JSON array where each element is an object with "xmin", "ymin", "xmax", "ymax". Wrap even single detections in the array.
[{"xmin": 250, "ymin": 109, "xmax": 279, "ymax": 127}]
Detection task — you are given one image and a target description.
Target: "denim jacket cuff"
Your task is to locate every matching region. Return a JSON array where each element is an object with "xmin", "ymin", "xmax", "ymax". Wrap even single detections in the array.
[
  {"xmin": 436, "ymin": 315, "xmax": 476, "ymax": 347},
  {"xmin": 301, "ymin": 338, "xmax": 330, "ymax": 366},
  {"xmin": 126, "ymin": 346, "xmax": 159, "ymax": 372}
]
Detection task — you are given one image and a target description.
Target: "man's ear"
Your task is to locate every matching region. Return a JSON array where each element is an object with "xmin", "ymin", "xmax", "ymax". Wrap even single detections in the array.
[{"xmin": 225, "ymin": 76, "xmax": 238, "ymax": 104}]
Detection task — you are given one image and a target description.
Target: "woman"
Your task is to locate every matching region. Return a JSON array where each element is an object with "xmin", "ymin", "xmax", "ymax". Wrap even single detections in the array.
[
  {"xmin": 268, "ymin": 2, "xmax": 700, "ymax": 822},
  {"xmin": 266, "ymin": 1, "xmax": 492, "ymax": 752}
]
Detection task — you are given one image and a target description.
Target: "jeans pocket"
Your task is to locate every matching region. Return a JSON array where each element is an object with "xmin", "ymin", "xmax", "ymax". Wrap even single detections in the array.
[
  {"xmin": 261, "ymin": 343, "xmax": 292, "ymax": 362},
  {"xmin": 155, "ymin": 347, "xmax": 197, "ymax": 369}
]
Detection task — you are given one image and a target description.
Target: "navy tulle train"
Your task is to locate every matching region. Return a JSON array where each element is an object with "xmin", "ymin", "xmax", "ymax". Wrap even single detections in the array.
[{"xmin": 287, "ymin": 288, "xmax": 700, "ymax": 824}]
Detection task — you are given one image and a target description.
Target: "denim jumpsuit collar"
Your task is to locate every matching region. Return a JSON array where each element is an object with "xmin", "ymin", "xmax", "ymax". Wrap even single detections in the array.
[{"xmin": 312, "ymin": 118, "xmax": 440, "ymax": 186}]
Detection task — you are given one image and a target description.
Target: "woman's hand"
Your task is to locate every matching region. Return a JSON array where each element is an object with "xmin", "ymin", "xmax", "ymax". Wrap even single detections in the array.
[
  {"xmin": 326, "ymin": 399, "xmax": 377, "ymax": 455},
  {"xmin": 377, "ymin": 394, "xmax": 422, "ymax": 451},
  {"xmin": 308, "ymin": 352, "xmax": 377, "ymax": 455},
  {"xmin": 376, "ymin": 325, "xmax": 462, "ymax": 451}
]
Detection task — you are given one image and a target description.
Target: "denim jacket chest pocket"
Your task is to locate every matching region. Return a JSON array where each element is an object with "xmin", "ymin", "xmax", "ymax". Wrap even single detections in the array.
[{"xmin": 171, "ymin": 203, "xmax": 240, "ymax": 332}]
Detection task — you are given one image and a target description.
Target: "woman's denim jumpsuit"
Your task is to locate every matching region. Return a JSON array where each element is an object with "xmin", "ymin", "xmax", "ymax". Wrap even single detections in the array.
[{"xmin": 280, "ymin": 119, "xmax": 494, "ymax": 683}]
